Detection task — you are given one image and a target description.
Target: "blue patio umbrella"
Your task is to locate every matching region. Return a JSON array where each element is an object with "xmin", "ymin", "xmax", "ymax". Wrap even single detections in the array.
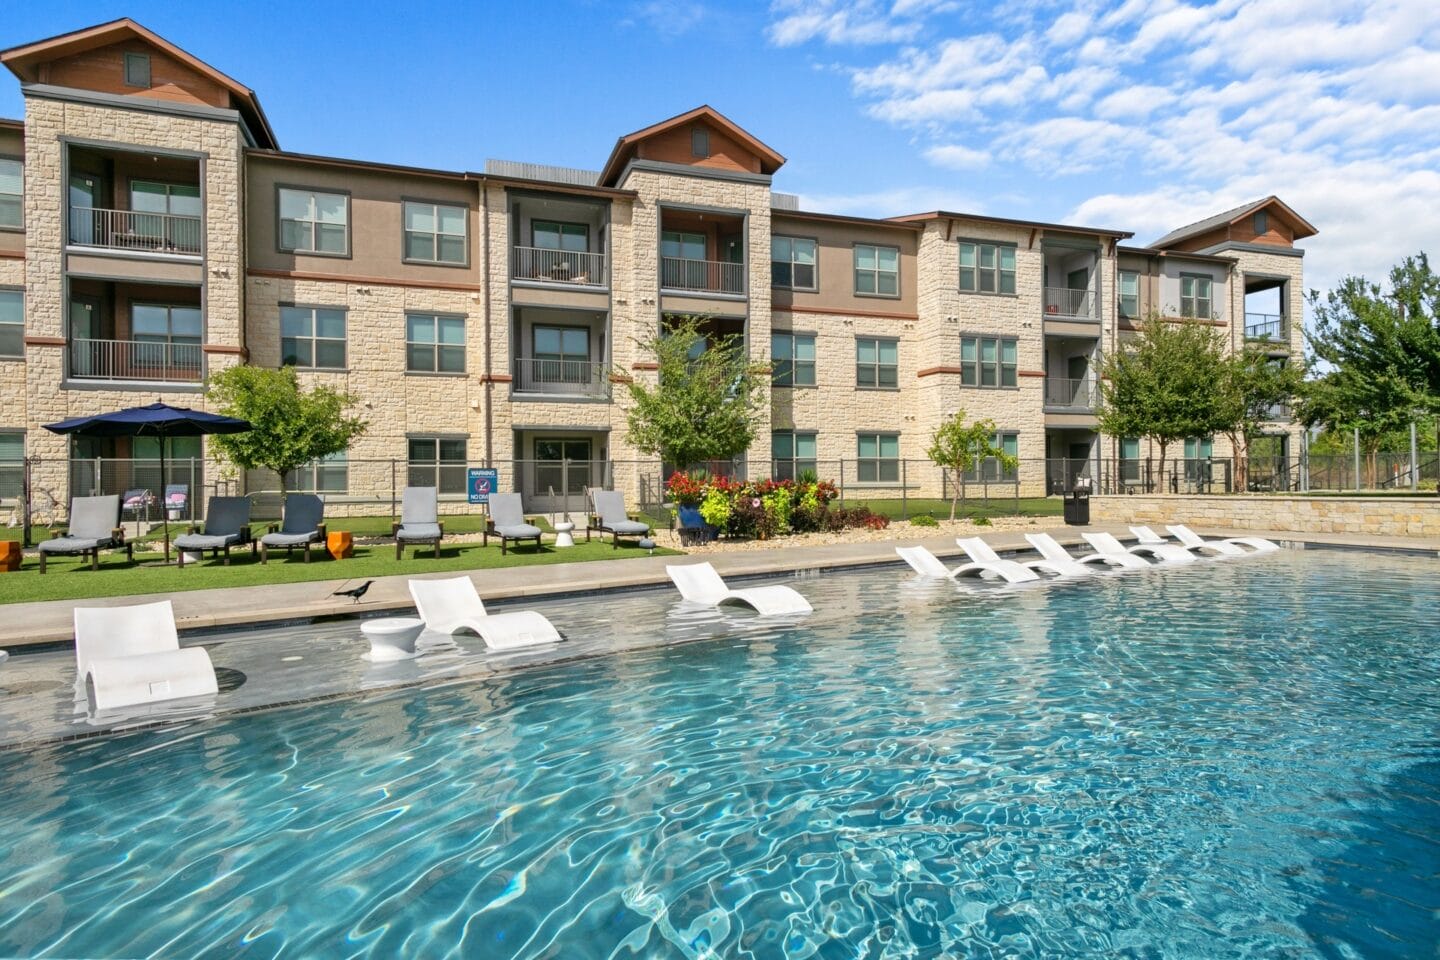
[{"xmin": 45, "ymin": 403, "xmax": 251, "ymax": 561}]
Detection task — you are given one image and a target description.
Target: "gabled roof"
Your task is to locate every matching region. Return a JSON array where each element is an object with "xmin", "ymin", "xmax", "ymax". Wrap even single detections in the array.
[
  {"xmin": 1151, "ymin": 196, "xmax": 1317, "ymax": 249},
  {"xmin": 0, "ymin": 18, "xmax": 278, "ymax": 149},
  {"xmin": 597, "ymin": 105, "xmax": 785, "ymax": 186},
  {"xmin": 889, "ymin": 210, "xmax": 1133, "ymax": 239}
]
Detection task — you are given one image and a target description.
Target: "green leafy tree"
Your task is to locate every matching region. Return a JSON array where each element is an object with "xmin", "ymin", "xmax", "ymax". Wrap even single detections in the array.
[
  {"xmin": 205, "ymin": 366, "xmax": 368, "ymax": 495},
  {"xmin": 927, "ymin": 410, "xmax": 1016, "ymax": 520},
  {"xmin": 1215, "ymin": 347, "xmax": 1306, "ymax": 490},
  {"xmin": 1097, "ymin": 315, "xmax": 1229, "ymax": 487},
  {"xmin": 623, "ymin": 316, "xmax": 766, "ymax": 469}
]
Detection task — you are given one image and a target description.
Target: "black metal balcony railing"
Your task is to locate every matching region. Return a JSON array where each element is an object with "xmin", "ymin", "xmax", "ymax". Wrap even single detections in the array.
[
  {"xmin": 68, "ymin": 206, "xmax": 203, "ymax": 255},
  {"xmin": 511, "ymin": 246, "xmax": 607, "ymax": 285},
  {"xmin": 661, "ymin": 257, "xmax": 745, "ymax": 294},
  {"xmin": 1245, "ymin": 313, "xmax": 1285, "ymax": 341},
  {"xmin": 513, "ymin": 357, "xmax": 609, "ymax": 398},
  {"xmin": 69, "ymin": 338, "xmax": 202, "ymax": 382},
  {"xmin": 1044, "ymin": 376, "xmax": 1097, "ymax": 410}
]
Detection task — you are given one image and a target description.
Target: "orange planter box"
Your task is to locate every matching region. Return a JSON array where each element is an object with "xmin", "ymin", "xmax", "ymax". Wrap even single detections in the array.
[
  {"xmin": 326, "ymin": 531, "xmax": 353, "ymax": 560},
  {"xmin": 0, "ymin": 541, "xmax": 20, "ymax": 572}
]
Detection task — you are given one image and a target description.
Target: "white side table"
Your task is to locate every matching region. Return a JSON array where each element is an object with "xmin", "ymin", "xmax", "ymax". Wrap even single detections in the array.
[
  {"xmin": 360, "ymin": 617, "xmax": 425, "ymax": 661},
  {"xmin": 553, "ymin": 520, "xmax": 576, "ymax": 548}
]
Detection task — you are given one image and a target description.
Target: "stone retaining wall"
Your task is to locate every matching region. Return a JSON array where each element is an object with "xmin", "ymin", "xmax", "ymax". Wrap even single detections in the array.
[{"xmin": 1091, "ymin": 494, "xmax": 1440, "ymax": 538}]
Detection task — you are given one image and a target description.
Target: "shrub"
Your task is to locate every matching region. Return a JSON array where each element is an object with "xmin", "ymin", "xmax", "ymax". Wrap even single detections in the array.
[
  {"xmin": 909, "ymin": 513, "xmax": 939, "ymax": 527},
  {"xmin": 861, "ymin": 512, "xmax": 890, "ymax": 530},
  {"xmin": 698, "ymin": 487, "xmax": 732, "ymax": 528},
  {"xmin": 973, "ymin": 516, "xmax": 992, "ymax": 527}
]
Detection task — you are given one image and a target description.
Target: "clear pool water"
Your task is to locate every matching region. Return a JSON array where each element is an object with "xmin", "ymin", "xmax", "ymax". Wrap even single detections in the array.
[{"xmin": 0, "ymin": 549, "xmax": 1437, "ymax": 958}]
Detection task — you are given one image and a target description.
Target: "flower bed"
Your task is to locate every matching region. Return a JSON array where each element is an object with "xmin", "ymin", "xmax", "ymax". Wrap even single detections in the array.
[{"xmin": 666, "ymin": 473, "xmax": 889, "ymax": 540}]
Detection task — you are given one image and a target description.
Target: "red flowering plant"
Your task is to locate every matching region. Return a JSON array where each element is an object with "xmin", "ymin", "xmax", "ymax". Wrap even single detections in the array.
[{"xmin": 666, "ymin": 471, "xmax": 708, "ymax": 507}]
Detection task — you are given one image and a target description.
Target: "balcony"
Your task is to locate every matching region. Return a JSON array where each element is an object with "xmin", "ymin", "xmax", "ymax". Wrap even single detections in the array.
[
  {"xmin": 1043, "ymin": 286, "xmax": 1095, "ymax": 320},
  {"xmin": 511, "ymin": 246, "xmax": 606, "ymax": 287},
  {"xmin": 69, "ymin": 338, "xmax": 202, "ymax": 383},
  {"xmin": 512, "ymin": 357, "xmax": 610, "ymax": 399},
  {"xmin": 68, "ymin": 207, "xmax": 202, "ymax": 257},
  {"xmin": 1245, "ymin": 312, "xmax": 1286, "ymax": 342},
  {"xmin": 661, "ymin": 257, "xmax": 744, "ymax": 295},
  {"xmin": 1044, "ymin": 376, "xmax": 1098, "ymax": 411}
]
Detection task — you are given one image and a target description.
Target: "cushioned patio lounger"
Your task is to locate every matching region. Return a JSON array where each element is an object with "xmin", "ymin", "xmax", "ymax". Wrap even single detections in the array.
[
  {"xmin": 483, "ymin": 492, "xmax": 542, "ymax": 555},
  {"xmin": 957, "ymin": 536, "xmax": 1068, "ymax": 579},
  {"xmin": 260, "ymin": 494, "xmax": 326, "ymax": 563},
  {"xmin": 586, "ymin": 490, "xmax": 651, "ymax": 548},
  {"xmin": 38, "ymin": 495, "xmax": 131, "ymax": 573},
  {"xmin": 393, "ymin": 486, "xmax": 445, "ymax": 560},
  {"xmin": 666, "ymin": 562, "xmax": 813, "ymax": 615},
  {"xmin": 1083, "ymin": 532, "xmax": 1196, "ymax": 565},
  {"xmin": 74, "ymin": 599, "xmax": 217, "ymax": 711},
  {"xmin": 175, "ymin": 496, "xmax": 255, "ymax": 567},
  {"xmin": 408, "ymin": 576, "xmax": 561, "ymax": 650},
  {"xmin": 1131, "ymin": 524, "xmax": 1245, "ymax": 557},
  {"xmin": 895, "ymin": 544, "xmax": 1040, "ymax": 583},
  {"xmin": 1026, "ymin": 532, "xmax": 1149, "ymax": 572},
  {"xmin": 1167, "ymin": 524, "xmax": 1279, "ymax": 554}
]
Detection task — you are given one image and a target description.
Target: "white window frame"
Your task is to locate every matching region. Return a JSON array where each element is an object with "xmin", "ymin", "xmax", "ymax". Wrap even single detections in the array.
[
  {"xmin": 0, "ymin": 158, "xmax": 23, "ymax": 230},
  {"xmin": 958, "ymin": 241, "xmax": 1017, "ymax": 295},
  {"xmin": 772, "ymin": 332, "xmax": 816, "ymax": 387},
  {"xmin": 408, "ymin": 437, "xmax": 467, "ymax": 495},
  {"xmin": 960, "ymin": 335, "xmax": 1017, "ymax": 388},
  {"xmin": 771, "ymin": 236, "xmax": 817, "ymax": 291},
  {"xmin": 0, "ymin": 288, "xmax": 22, "ymax": 359},
  {"xmin": 1180, "ymin": 274, "xmax": 1213, "ymax": 319},
  {"xmin": 406, "ymin": 313, "xmax": 467, "ymax": 374},
  {"xmin": 403, "ymin": 200, "xmax": 468, "ymax": 265},
  {"xmin": 856, "ymin": 432, "xmax": 900, "ymax": 484},
  {"xmin": 853, "ymin": 244, "xmax": 900, "ymax": 298},
  {"xmin": 856, "ymin": 336, "xmax": 898, "ymax": 389},
  {"xmin": 278, "ymin": 186, "xmax": 350, "ymax": 256},
  {"xmin": 280, "ymin": 305, "xmax": 347, "ymax": 370},
  {"xmin": 1119, "ymin": 270, "xmax": 1140, "ymax": 319}
]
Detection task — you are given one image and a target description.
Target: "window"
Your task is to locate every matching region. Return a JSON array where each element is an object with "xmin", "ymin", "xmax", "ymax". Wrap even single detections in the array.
[
  {"xmin": 531, "ymin": 325, "xmax": 591, "ymax": 383},
  {"xmin": 960, "ymin": 336, "xmax": 1017, "ymax": 388},
  {"xmin": 1120, "ymin": 437, "xmax": 1142, "ymax": 484},
  {"xmin": 692, "ymin": 127, "xmax": 709, "ymax": 158},
  {"xmin": 132, "ymin": 303, "xmax": 201, "ymax": 346},
  {"xmin": 123, "ymin": 52, "xmax": 150, "ymax": 88},
  {"xmin": 0, "ymin": 289, "xmax": 21, "ymax": 358},
  {"xmin": 854, "ymin": 244, "xmax": 899, "ymax": 297},
  {"xmin": 964, "ymin": 431, "xmax": 1019, "ymax": 483},
  {"xmin": 404, "ymin": 201, "xmax": 467, "ymax": 264},
  {"xmin": 771, "ymin": 333, "xmax": 816, "ymax": 387},
  {"xmin": 408, "ymin": 437, "xmax": 467, "ymax": 495},
  {"xmin": 132, "ymin": 181, "xmax": 201, "ymax": 217},
  {"xmin": 533, "ymin": 220, "xmax": 588, "ymax": 252},
  {"xmin": 1183, "ymin": 436, "xmax": 1213, "ymax": 484},
  {"xmin": 1119, "ymin": 270, "xmax": 1140, "ymax": 319},
  {"xmin": 958, "ymin": 242, "xmax": 1016, "ymax": 295},
  {"xmin": 855, "ymin": 337, "xmax": 898, "ymax": 389},
  {"xmin": 406, "ymin": 313, "xmax": 466, "ymax": 373},
  {"xmin": 771, "ymin": 237, "xmax": 817, "ymax": 290},
  {"xmin": 278, "ymin": 187, "xmax": 348, "ymax": 255},
  {"xmin": 661, "ymin": 231, "xmax": 706, "ymax": 260},
  {"xmin": 1180, "ymin": 274, "xmax": 1213, "ymax": 319},
  {"xmin": 1254, "ymin": 211, "xmax": 1267, "ymax": 234},
  {"xmin": 281, "ymin": 305, "xmax": 347, "ymax": 369},
  {"xmin": 535, "ymin": 439, "xmax": 592, "ymax": 497},
  {"xmin": 0, "ymin": 431, "xmax": 21, "ymax": 500},
  {"xmin": 772, "ymin": 431, "xmax": 817, "ymax": 481},
  {"xmin": 0, "ymin": 158, "xmax": 21, "ymax": 229},
  {"xmin": 857, "ymin": 433, "xmax": 900, "ymax": 483},
  {"xmin": 285, "ymin": 452, "xmax": 349, "ymax": 495}
]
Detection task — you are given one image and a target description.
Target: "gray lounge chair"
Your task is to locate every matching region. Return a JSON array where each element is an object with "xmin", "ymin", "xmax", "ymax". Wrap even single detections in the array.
[
  {"xmin": 483, "ymin": 492, "xmax": 542, "ymax": 555},
  {"xmin": 586, "ymin": 489, "xmax": 651, "ymax": 549},
  {"xmin": 259, "ymin": 494, "xmax": 327, "ymax": 563},
  {"xmin": 175, "ymin": 496, "xmax": 255, "ymax": 567},
  {"xmin": 393, "ymin": 486, "xmax": 445, "ymax": 559},
  {"xmin": 38, "ymin": 495, "xmax": 130, "ymax": 574}
]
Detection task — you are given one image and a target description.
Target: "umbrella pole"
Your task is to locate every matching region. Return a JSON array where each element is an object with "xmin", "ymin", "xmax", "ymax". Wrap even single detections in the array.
[{"xmin": 161, "ymin": 435, "xmax": 171, "ymax": 561}]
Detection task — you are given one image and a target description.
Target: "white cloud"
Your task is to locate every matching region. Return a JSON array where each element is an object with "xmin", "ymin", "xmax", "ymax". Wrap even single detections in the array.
[
  {"xmin": 768, "ymin": 0, "xmax": 945, "ymax": 46},
  {"xmin": 923, "ymin": 144, "xmax": 990, "ymax": 169},
  {"xmin": 1094, "ymin": 84, "xmax": 1175, "ymax": 119}
]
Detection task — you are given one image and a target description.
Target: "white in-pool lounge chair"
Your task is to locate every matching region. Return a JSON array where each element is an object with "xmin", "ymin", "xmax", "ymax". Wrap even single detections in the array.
[
  {"xmin": 1025, "ymin": 532, "xmax": 1149, "ymax": 573},
  {"xmin": 408, "ymin": 576, "xmax": 561, "ymax": 650},
  {"xmin": 1168, "ymin": 524, "xmax": 1279, "ymax": 554},
  {"xmin": 1131, "ymin": 524, "xmax": 1245, "ymax": 557},
  {"xmin": 74, "ymin": 600, "xmax": 218, "ymax": 711},
  {"xmin": 1083, "ymin": 531, "xmax": 1196, "ymax": 565},
  {"xmin": 957, "ymin": 537, "xmax": 1067, "ymax": 579},
  {"xmin": 894, "ymin": 544, "xmax": 1040, "ymax": 583},
  {"xmin": 666, "ymin": 562, "xmax": 813, "ymax": 615}
]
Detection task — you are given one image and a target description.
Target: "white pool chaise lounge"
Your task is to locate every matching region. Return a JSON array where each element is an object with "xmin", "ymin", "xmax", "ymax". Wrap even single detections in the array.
[
  {"xmin": 74, "ymin": 600, "xmax": 218, "ymax": 711},
  {"xmin": 408, "ymin": 576, "xmax": 561, "ymax": 650},
  {"xmin": 1168, "ymin": 524, "xmax": 1280, "ymax": 554},
  {"xmin": 1025, "ymin": 532, "xmax": 1149, "ymax": 573},
  {"xmin": 667, "ymin": 562, "xmax": 813, "ymax": 615},
  {"xmin": 956, "ymin": 537, "xmax": 1065, "ymax": 579},
  {"xmin": 1083, "ymin": 531, "xmax": 1197, "ymax": 565},
  {"xmin": 1131, "ymin": 524, "xmax": 1246, "ymax": 557},
  {"xmin": 894, "ymin": 544, "xmax": 1040, "ymax": 583}
]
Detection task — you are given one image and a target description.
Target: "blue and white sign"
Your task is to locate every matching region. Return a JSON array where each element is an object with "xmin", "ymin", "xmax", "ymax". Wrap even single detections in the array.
[{"xmin": 467, "ymin": 467, "xmax": 499, "ymax": 504}]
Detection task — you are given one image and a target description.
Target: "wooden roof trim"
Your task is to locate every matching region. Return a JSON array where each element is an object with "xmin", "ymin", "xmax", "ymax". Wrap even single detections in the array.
[
  {"xmin": 772, "ymin": 208, "xmax": 924, "ymax": 232},
  {"xmin": 598, "ymin": 104, "xmax": 786, "ymax": 185},
  {"xmin": 1225, "ymin": 196, "xmax": 1318, "ymax": 239}
]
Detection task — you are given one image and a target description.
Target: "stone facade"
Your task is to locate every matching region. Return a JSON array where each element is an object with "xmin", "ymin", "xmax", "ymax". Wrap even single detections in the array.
[{"xmin": 1091, "ymin": 494, "xmax": 1440, "ymax": 539}]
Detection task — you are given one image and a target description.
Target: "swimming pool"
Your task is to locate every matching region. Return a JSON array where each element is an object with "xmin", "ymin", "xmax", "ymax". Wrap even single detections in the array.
[{"xmin": 0, "ymin": 549, "xmax": 1436, "ymax": 958}]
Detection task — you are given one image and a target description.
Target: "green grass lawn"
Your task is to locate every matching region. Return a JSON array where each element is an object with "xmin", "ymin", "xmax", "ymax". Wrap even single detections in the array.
[
  {"xmin": 0, "ymin": 539, "xmax": 680, "ymax": 606},
  {"xmin": 854, "ymin": 497, "xmax": 1063, "ymax": 521}
]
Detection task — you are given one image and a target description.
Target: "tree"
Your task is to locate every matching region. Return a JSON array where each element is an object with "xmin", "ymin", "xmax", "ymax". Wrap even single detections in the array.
[
  {"xmin": 1215, "ymin": 347, "xmax": 1306, "ymax": 490},
  {"xmin": 1304, "ymin": 253, "xmax": 1440, "ymax": 480},
  {"xmin": 205, "ymin": 366, "xmax": 368, "ymax": 495},
  {"xmin": 1097, "ymin": 315, "xmax": 1229, "ymax": 487},
  {"xmin": 927, "ymin": 410, "xmax": 1016, "ymax": 520},
  {"xmin": 622, "ymin": 316, "xmax": 766, "ymax": 470}
]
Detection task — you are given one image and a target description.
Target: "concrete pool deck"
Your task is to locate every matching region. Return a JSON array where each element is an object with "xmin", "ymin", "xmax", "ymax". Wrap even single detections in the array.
[{"xmin": 1, "ymin": 523, "xmax": 1437, "ymax": 650}]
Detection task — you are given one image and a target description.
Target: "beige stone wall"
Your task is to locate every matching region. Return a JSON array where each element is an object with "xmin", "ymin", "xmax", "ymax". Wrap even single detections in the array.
[
  {"xmin": 0, "ymin": 255, "xmax": 26, "ymax": 442},
  {"xmin": 1091, "ymin": 494, "xmax": 1440, "ymax": 538}
]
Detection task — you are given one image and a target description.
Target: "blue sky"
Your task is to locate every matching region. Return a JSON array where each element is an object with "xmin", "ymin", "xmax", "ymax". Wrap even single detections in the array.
[{"xmin": 4, "ymin": 0, "xmax": 1438, "ymax": 301}]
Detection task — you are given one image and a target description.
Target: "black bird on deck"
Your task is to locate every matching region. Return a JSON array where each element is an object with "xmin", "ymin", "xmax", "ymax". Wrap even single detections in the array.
[{"xmin": 333, "ymin": 580, "xmax": 374, "ymax": 603}]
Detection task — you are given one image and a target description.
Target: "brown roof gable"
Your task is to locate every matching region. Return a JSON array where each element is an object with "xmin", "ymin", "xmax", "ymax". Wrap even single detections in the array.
[
  {"xmin": 0, "ymin": 18, "xmax": 278, "ymax": 149},
  {"xmin": 598, "ymin": 105, "xmax": 785, "ymax": 186},
  {"xmin": 1151, "ymin": 196, "xmax": 1317, "ymax": 249}
]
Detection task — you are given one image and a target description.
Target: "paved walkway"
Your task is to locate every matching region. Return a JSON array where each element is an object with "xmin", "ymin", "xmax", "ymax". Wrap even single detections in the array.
[{"xmin": 3, "ymin": 523, "xmax": 1436, "ymax": 648}]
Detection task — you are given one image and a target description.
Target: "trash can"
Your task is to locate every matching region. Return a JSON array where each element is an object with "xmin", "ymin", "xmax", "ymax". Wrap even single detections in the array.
[{"xmin": 1063, "ymin": 488, "xmax": 1090, "ymax": 525}]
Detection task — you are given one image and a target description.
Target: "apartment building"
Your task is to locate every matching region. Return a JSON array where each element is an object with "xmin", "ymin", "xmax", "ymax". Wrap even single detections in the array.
[{"xmin": 0, "ymin": 19, "xmax": 1315, "ymax": 514}]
